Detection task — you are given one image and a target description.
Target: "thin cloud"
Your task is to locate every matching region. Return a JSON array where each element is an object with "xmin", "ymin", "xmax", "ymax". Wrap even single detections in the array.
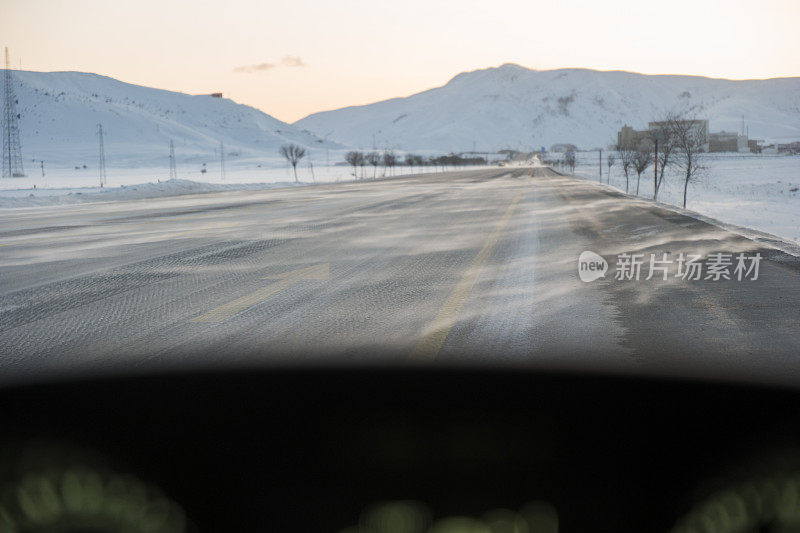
[
  {"xmin": 281, "ymin": 55, "xmax": 307, "ymax": 67},
  {"xmin": 233, "ymin": 62, "xmax": 276, "ymax": 73}
]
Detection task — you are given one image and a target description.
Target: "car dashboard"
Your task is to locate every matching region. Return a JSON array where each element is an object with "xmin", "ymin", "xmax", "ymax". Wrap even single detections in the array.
[{"xmin": 1, "ymin": 366, "xmax": 799, "ymax": 532}]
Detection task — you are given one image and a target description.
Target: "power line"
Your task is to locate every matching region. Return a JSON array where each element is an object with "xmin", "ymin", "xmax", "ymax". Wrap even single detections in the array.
[{"xmin": 2, "ymin": 47, "xmax": 25, "ymax": 178}]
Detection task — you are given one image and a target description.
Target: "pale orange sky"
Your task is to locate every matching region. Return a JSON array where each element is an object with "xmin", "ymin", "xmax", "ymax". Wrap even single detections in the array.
[{"xmin": 2, "ymin": 0, "xmax": 799, "ymax": 123}]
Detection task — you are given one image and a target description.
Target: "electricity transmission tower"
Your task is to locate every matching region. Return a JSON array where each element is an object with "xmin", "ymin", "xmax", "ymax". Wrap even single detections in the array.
[
  {"xmin": 3, "ymin": 47, "xmax": 25, "ymax": 177},
  {"xmin": 219, "ymin": 140, "xmax": 226, "ymax": 180},
  {"xmin": 169, "ymin": 139, "xmax": 177, "ymax": 180},
  {"xmin": 97, "ymin": 124, "xmax": 107, "ymax": 187}
]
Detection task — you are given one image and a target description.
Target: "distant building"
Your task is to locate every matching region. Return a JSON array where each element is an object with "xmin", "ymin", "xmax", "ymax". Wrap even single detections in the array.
[
  {"xmin": 550, "ymin": 143, "xmax": 577, "ymax": 153},
  {"xmin": 209, "ymin": 92, "xmax": 223, "ymax": 98},
  {"xmin": 761, "ymin": 144, "xmax": 779, "ymax": 155},
  {"xmin": 617, "ymin": 125, "xmax": 651, "ymax": 150},
  {"xmin": 709, "ymin": 131, "xmax": 749, "ymax": 153},
  {"xmin": 648, "ymin": 119, "xmax": 709, "ymax": 151},
  {"xmin": 777, "ymin": 141, "xmax": 800, "ymax": 155},
  {"xmin": 617, "ymin": 120, "xmax": 710, "ymax": 151}
]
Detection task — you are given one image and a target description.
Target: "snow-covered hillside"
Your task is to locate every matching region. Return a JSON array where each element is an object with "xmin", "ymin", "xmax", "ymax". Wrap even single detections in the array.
[
  {"xmin": 294, "ymin": 64, "xmax": 800, "ymax": 152},
  {"xmin": 1, "ymin": 70, "xmax": 343, "ymax": 169}
]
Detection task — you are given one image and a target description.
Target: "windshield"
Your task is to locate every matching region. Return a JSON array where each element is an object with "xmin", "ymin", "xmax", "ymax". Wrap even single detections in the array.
[{"xmin": 0, "ymin": 1, "xmax": 798, "ymax": 387}]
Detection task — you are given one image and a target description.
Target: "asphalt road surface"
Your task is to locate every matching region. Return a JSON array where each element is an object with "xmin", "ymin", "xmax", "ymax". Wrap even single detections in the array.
[{"xmin": 1, "ymin": 167, "xmax": 799, "ymax": 384}]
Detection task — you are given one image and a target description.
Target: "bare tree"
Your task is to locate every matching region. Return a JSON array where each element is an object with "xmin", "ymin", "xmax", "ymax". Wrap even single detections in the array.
[
  {"xmin": 564, "ymin": 150, "xmax": 576, "ymax": 173},
  {"xmin": 358, "ymin": 151, "xmax": 367, "ymax": 179},
  {"xmin": 383, "ymin": 150, "xmax": 397, "ymax": 177},
  {"xmin": 345, "ymin": 151, "xmax": 363, "ymax": 179},
  {"xmin": 667, "ymin": 111, "xmax": 707, "ymax": 208},
  {"xmin": 366, "ymin": 151, "xmax": 380, "ymax": 179},
  {"xmin": 279, "ymin": 143, "xmax": 307, "ymax": 183},
  {"xmin": 650, "ymin": 114, "xmax": 677, "ymax": 200},
  {"xmin": 404, "ymin": 153, "xmax": 416, "ymax": 174},
  {"xmin": 619, "ymin": 147, "xmax": 636, "ymax": 193},
  {"xmin": 606, "ymin": 153, "xmax": 615, "ymax": 184},
  {"xmin": 633, "ymin": 144, "xmax": 653, "ymax": 196}
]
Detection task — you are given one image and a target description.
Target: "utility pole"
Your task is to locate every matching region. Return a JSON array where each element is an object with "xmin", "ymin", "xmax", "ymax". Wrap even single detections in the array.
[
  {"xmin": 97, "ymin": 124, "xmax": 107, "ymax": 187},
  {"xmin": 169, "ymin": 139, "xmax": 177, "ymax": 180},
  {"xmin": 653, "ymin": 138, "xmax": 658, "ymax": 199},
  {"xmin": 599, "ymin": 149, "xmax": 602, "ymax": 182},
  {"xmin": 3, "ymin": 47, "xmax": 25, "ymax": 177},
  {"xmin": 40, "ymin": 160, "xmax": 44, "ymax": 177},
  {"xmin": 219, "ymin": 140, "xmax": 226, "ymax": 180}
]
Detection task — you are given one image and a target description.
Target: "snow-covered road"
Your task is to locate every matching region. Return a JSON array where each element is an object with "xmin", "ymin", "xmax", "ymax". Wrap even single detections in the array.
[{"xmin": 1, "ymin": 167, "xmax": 799, "ymax": 385}]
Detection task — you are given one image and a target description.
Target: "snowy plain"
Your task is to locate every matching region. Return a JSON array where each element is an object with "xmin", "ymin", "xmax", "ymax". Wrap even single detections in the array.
[
  {"xmin": 0, "ymin": 159, "xmax": 460, "ymax": 208},
  {"xmin": 570, "ymin": 152, "xmax": 800, "ymax": 245}
]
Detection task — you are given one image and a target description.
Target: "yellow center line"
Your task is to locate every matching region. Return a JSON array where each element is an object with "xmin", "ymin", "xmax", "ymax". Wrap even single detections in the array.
[
  {"xmin": 190, "ymin": 263, "xmax": 330, "ymax": 323},
  {"xmin": 410, "ymin": 177, "xmax": 531, "ymax": 360},
  {"xmin": 190, "ymin": 277, "xmax": 297, "ymax": 323}
]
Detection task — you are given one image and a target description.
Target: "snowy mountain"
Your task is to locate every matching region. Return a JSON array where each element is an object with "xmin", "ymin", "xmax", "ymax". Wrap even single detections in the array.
[
  {"xmin": 294, "ymin": 64, "xmax": 800, "ymax": 152},
  {"xmin": 1, "ymin": 70, "xmax": 343, "ymax": 169}
]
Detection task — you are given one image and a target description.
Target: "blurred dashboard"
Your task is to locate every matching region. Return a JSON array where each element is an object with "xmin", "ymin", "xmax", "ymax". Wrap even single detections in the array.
[{"xmin": 1, "ymin": 366, "xmax": 800, "ymax": 532}]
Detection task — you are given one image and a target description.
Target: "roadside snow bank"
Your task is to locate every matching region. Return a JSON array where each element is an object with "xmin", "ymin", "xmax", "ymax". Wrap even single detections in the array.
[
  {"xmin": 0, "ymin": 163, "xmax": 487, "ymax": 208},
  {"xmin": 0, "ymin": 179, "xmax": 302, "ymax": 208},
  {"xmin": 570, "ymin": 152, "xmax": 800, "ymax": 246}
]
